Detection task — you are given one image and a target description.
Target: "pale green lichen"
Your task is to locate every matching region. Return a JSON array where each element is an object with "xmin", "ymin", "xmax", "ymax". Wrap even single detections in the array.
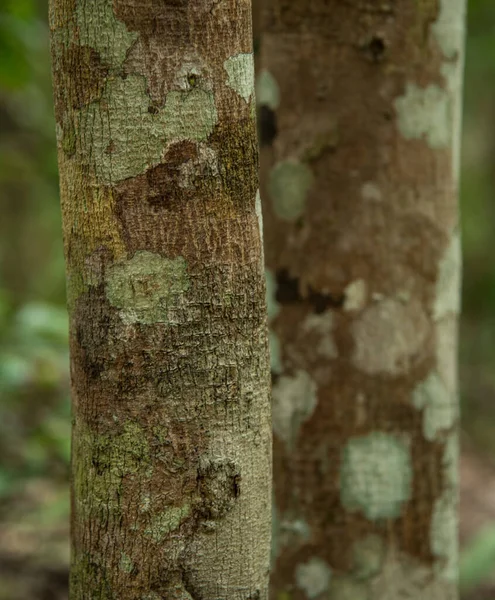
[
  {"xmin": 268, "ymin": 161, "xmax": 314, "ymax": 221},
  {"xmin": 295, "ymin": 557, "xmax": 332, "ymax": 599},
  {"xmin": 303, "ymin": 312, "xmax": 338, "ymax": 359},
  {"xmin": 431, "ymin": 494, "xmax": 459, "ymax": 582},
  {"xmin": 434, "ymin": 232, "xmax": 462, "ymax": 321},
  {"xmin": 394, "ymin": 82, "xmax": 452, "ymax": 149},
  {"xmin": 412, "ymin": 372, "xmax": 457, "ymax": 441},
  {"xmin": 352, "ymin": 298, "xmax": 428, "ymax": 376},
  {"xmin": 272, "ymin": 370, "xmax": 317, "ymax": 449},
  {"xmin": 76, "ymin": 0, "xmax": 138, "ymax": 68},
  {"xmin": 106, "ymin": 251, "xmax": 190, "ymax": 325},
  {"xmin": 344, "ymin": 279, "xmax": 367, "ymax": 312},
  {"xmin": 119, "ymin": 552, "xmax": 134, "ymax": 573},
  {"xmin": 256, "ymin": 69, "xmax": 281, "ymax": 110},
  {"xmin": 79, "ymin": 75, "xmax": 217, "ymax": 183},
  {"xmin": 369, "ymin": 546, "xmax": 455, "ymax": 599},
  {"xmin": 431, "ymin": 0, "xmax": 467, "ymax": 60},
  {"xmin": 352, "ymin": 534, "xmax": 385, "ymax": 580},
  {"xmin": 340, "ymin": 433, "xmax": 412, "ymax": 520},
  {"xmin": 73, "ymin": 420, "xmax": 150, "ymax": 518},
  {"xmin": 145, "ymin": 504, "xmax": 191, "ymax": 543},
  {"xmin": 224, "ymin": 53, "xmax": 255, "ymax": 103}
]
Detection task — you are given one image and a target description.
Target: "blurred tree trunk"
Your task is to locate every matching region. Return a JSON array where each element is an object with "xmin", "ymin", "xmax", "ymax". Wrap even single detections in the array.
[
  {"xmin": 49, "ymin": 1, "xmax": 271, "ymax": 598},
  {"xmin": 259, "ymin": 1, "xmax": 465, "ymax": 598}
]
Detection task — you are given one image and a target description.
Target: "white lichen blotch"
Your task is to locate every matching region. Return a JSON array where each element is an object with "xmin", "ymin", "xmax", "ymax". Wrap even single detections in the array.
[
  {"xmin": 268, "ymin": 160, "xmax": 313, "ymax": 221},
  {"xmin": 106, "ymin": 251, "xmax": 190, "ymax": 325},
  {"xmin": 434, "ymin": 232, "xmax": 462, "ymax": 321},
  {"xmin": 272, "ymin": 370, "xmax": 317, "ymax": 448},
  {"xmin": 412, "ymin": 372, "xmax": 457, "ymax": 441},
  {"xmin": 432, "ymin": 0, "xmax": 467, "ymax": 60},
  {"xmin": 256, "ymin": 69, "xmax": 281, "ymax": 110},
  {"xmin": 295, "ymin": 557, "xmax": 332, "ymax": 599},
  {"xmin": 394, "ymin": 82, "xmax": 452, "ymax": 149},
  {"xmin": 344, "ymin": 279, "xmax": 367, "ymax": 312},
  {"xmin": 340, "ymin": 432, "xmax": 412, "ymax": 520},
  {"xmin": 224, "ymin": 53, "xmax": 255, "ymax": 103},
  {"xmin": 352, "ymin": 298, "xmax": 428, "ymax": 376}
]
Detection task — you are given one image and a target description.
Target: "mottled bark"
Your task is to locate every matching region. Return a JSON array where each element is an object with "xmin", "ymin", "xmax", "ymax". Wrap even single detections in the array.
[
  {"xmin": 259, "ymin": 1, "xmax": 464, "ymax": 598},
  {"xmin": 49, "ymin": 1, "xmax": 271, "ymax": 598}
]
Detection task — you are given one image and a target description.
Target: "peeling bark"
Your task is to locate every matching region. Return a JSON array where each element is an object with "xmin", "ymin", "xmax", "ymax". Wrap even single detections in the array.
[
  {"xmin": 49, "ymin": 1, "xmax": 271, "ymax": 598},
  {"xmin": 259, "ymin": 1, "xmax": 465, "ymax": 598}
]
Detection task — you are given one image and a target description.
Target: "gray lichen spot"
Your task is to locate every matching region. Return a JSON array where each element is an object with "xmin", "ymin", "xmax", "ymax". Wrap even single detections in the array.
[
  {"xmin": 442, "ymin": 434, "xmax": 459, "ymax": 490},
  {"xmin": 79, "ymin": 75, "xmax": 217, "ymax": 183},
  {"xmin": 340, "ymin": 433, "xmax": 412, "ymax": 520},
  {"xmin": 352, "ymin": 534, "xmax": 385, "ymax": 580},
  {"xmin": 269, "ymin": 331, "xmax": 283, "ymax": 375},
  {"xmin": 256, "ymin": 69, "xmax": 281, "ymax": 110},
  {"xmin": 412, "ymin": 372, "xmax": 457, "ymax": 441},
  {"xmin": 344, "ymin": 279, "xmax": 367, "ymax": 312},
  {"xmin": 434, "ymin": 232, "xmax": 462, "ymax": 321},
  {"xmin": 163, "ymin": 88, "xmax": 218, "ymax": 141},
  {"xmin": 369, "ymin": 546, "xmax": 455, "ymax": 599},
  {"xmin": 352, "ymin": 298, "xmax": 428, "ymax": 376},
  {"xmin": 329, "ymin": 578, "xmax": 368, "ymax": 600},
  {"xmin": 272, "ymin": 370, "xmax": 318, "ymax": 449},
  {"xmin": 303, "ymin": 312, "xmax": 338, "ymax": 359},
  {"xmin": 178, "ymin": 144, "xmax": 218, "ymax": 189},
  {"xmin": 224, "ymin": 53, "xmax": 255, "ymax": 103},
  {"xmin": 361, "ymin": 181, "xmax": 382, "ymax": 202},
  {"xmin": 106, "ymin": 251, "xmax": 190, "ymax": 325},
  {"xmin": 119, "ymin": 552, "xmax": 133, "ymax": 573},
  {"xmin": 268, "ymin": 161, "xmax": 314, "ymax": 221},
  {"xmin": 296, "ymin": 557, "xmax": 332, "ymax": 599},
  {"xmin": 394, "ymin": 82, "xmax": 452, "ymax": 149},
  {"xmin": 431, "ymin": 0, "xmax": 467, "ymax": 60},
  {"xmin": 431, "ymin": 494, "xmax": 459, "ymax": 582},
  {"xmin": 145, "ymin": 504, "xmax": 191, "ymax": 543},
  {"xmin": 76, "ymin": 0, "xmax": 138, "ymax": 68},
  {"xmin": 265, "ymin": 270, "xmax": 281, "ymax": 323}
]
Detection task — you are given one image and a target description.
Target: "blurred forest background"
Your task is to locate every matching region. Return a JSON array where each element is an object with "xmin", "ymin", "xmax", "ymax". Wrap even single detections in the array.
[{"xmin": 0, "ymin": 1, "xmax": 495, "ymax": 598}]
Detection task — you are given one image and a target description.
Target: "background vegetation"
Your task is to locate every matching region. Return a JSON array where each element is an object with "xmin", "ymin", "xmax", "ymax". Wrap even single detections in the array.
[{"xmin": 0, "ymin": 0, "xmax": 494, "ymax": 597}]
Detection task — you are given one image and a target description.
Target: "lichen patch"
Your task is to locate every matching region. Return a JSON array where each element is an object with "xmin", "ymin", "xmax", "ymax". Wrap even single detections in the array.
[
  {"xmin": 144, "ymin": 504, "xmax": 191, "ymax": 543},
  {"xmin": 412, "ymin": 372, "xmax": 457, "ymax": 441},
  {"xmin": 268, "ymin": 160, "xmax": 314, "ymax": 221},
  {"xmin": 351, "ymin": 298, "xmax": 428, "ymax": 376},
  {"xmin": 340, "ymin": 433, "xmax": 412, "ymax": 520},
  {"xmin": 272, "ymin": 370, "xmax": 318, "ymax": 449},
  {"xmin": 79, "ymin": 75, "xmax": 218, "ymax": 183},
  {"xmin": 295, "ymin": 557, "xmax": 332, "ymax": 599},
  {"xmin": 76, "ymin": 0, "xmax": 138, "ymax": 69},
  {"xmin": 224, "ymin": 53, "xmax": 255, "ymax": 103},
  {"xmin": 256, "ymin": 69, "xmax": 281, "ymax": 110},
  {"xmin": 106, "ymin": 251, "xmax": 190, "ymax": 325},
  {"xmin": 344, "ymin": 279, "xmax": 367, "ymax": 312},
  {"xmin": 434, "ymin": 232, "xmax": 462, "ymax": 321},
  {"xmin": 394, "ymin": 82, "xmax": 452, "ymax": 149},
  {"xmin": 303, "ymin": 312, "xmax": 338, "ymax": 359},
  {"xmin": 431, "ymin": 0, "xmax": 467, "ymax": 60},
  {"xmin": 431, "ymin": 494, "xmax": 458, "ymax": 582}
]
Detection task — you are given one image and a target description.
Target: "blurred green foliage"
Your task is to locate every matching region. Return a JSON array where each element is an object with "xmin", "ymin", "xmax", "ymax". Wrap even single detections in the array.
[{"xmin": 1, "ymin": 0, "xmax": 495, "ymax": 596}]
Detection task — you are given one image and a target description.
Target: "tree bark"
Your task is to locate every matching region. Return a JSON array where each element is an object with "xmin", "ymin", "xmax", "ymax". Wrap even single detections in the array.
[
  {"xmin": 49, "ymin": 1, "xmax": 271, "ymax": 598},
  {"xmin": 259, "ymin": 1, "xmax": 465, "ymax": 598}
]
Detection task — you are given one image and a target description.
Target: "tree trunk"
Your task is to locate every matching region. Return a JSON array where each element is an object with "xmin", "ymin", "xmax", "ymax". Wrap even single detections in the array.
[
  {"xmin": 259, "ymin": 1, "xmax": 465, "ymax": 598},
  {"xmin": 49, "ymin": 1, "xmax": 271, "ymax": 598}
]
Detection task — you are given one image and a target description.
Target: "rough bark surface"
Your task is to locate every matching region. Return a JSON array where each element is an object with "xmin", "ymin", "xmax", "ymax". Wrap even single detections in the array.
[
  {"xmin": 49, "ymin": 1, "xmax": 271, "ymax": 598},
  {"xmin": 259, "ymin": 1, "xmax": 465, "ymax": 598}
]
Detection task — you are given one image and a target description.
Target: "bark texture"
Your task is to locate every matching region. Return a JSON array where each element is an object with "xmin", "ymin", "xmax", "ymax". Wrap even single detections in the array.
[
  {"xmin": 49, "ymin": 1, "xmax": 271, "ymax": 598},
  {"xmin": 259, "ymin": 1, "xmax": 465, "ymax": 598}
]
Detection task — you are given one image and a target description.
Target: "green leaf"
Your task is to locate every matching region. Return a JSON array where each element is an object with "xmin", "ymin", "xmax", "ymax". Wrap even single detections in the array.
[{"xmin": 460, "ymin": 523, "xmax": 495, "ymax": 592}]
